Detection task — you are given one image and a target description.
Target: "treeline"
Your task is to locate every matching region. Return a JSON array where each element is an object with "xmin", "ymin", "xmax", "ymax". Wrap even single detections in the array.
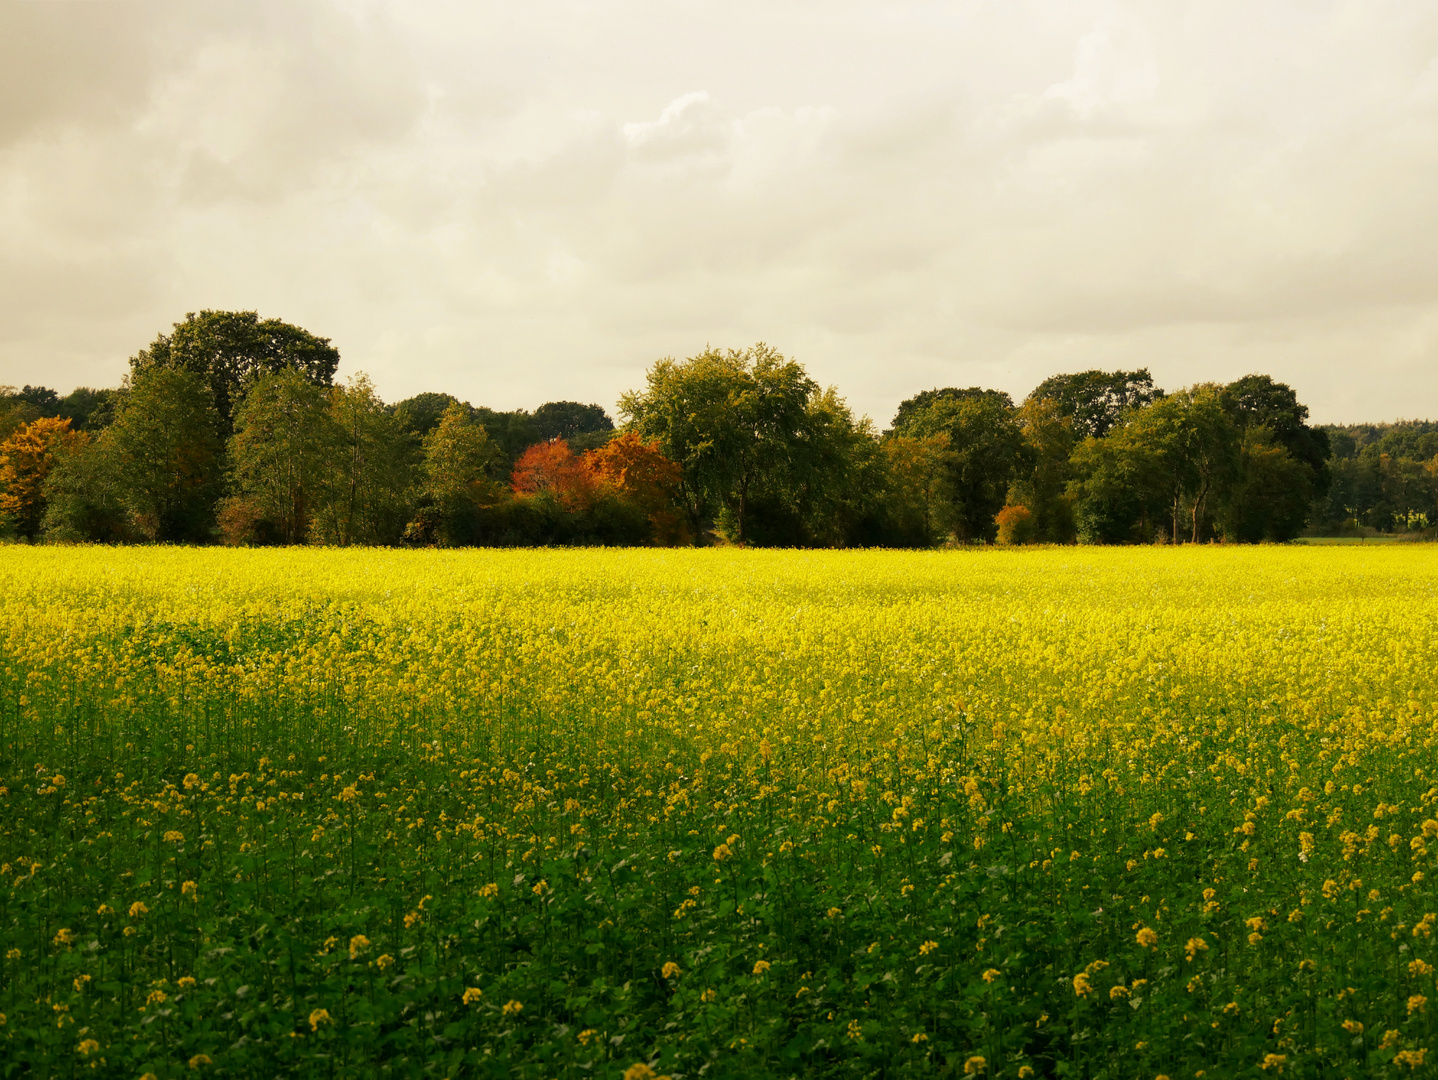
[
  {"xmin": 0, "ymin": 309, "xmax": 1425, "ymax": 547},
  {"xmin": 1312, "ymin": 422, "xmax": 1438, "ymax": 534}
]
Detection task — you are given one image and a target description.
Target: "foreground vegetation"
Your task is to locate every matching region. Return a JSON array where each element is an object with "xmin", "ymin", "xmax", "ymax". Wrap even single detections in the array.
[{"xmin": 3, "ymin": 546, "xmax": 1438, "ymax": 1078}]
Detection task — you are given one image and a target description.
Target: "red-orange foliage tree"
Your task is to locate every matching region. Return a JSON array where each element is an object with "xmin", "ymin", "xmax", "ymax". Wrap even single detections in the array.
[
  {"xmin": 511, "ymin": 439, "xmax": 598, "ymax": 512},
  {"xmin": 584, "ymin": 433, "xmax": 689, "ymax": 545},
  {"xmin": 510, "ymin": 434, "xmax": 688, "ymax": 544}
]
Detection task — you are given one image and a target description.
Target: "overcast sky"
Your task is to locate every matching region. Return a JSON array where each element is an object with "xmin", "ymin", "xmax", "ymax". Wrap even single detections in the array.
[{"xmin": 2, "ymin": 0, "xmax": 1436, "ymax": 425}]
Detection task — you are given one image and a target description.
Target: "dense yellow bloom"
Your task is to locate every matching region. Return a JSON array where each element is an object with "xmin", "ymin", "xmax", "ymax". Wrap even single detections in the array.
[
  {"xmin": 309, "ymin": 1009, "xmax": 332, "ymax": 1030},
  {"xmin": 461, "ymin": 987, "xmax": 482, "ymax": 1005},
  {"xmin": 8, "ymin": 546, "xmax": 1438, "ymax": 1070},
  {"xmin": 963, "ymin": 1056, "xmax": 986, "ymax": 1074},
  {"xmin": 502, "ymin": 1000, "xmax": 523, "ymax": 1017}
]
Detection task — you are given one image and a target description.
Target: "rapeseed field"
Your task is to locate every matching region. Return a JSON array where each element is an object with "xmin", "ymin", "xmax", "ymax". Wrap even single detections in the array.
[{"xmin": 2, "ymin": 546, "xmax": 1437, "ymax": 1079}]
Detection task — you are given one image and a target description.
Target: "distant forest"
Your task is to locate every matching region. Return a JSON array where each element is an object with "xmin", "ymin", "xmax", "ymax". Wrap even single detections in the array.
[{"xmin": 1, "ymin": 310, "xmax": 1433, "ymax": 548}]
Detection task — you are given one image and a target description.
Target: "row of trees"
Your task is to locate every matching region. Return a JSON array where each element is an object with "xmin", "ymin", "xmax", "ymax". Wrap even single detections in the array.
[
  {"xmin": 0, "ymin": 309, "xmax": 1408, "ymax": 548},
  {"xmin": 1310, "ymin": 422, "xmax": 1438, "ymax": 535}
]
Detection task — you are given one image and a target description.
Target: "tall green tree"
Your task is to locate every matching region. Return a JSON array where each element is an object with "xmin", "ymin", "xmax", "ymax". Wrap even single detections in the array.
[
  {"xmin": 620, "ymin": 344, "xmax": 817, "ymax": 544},
  {"xmin": 878, "ymin": 433, "xmax": 956, "ymax": 546},
  {"xmin": 739, "ymin": 387, "xmax": 886, "ymax": 547},
  {"xmin": 1216, "ymin": 375, "xmax": 1330, "ymax": 540},
  {"xmin": 40, "ymin": 433, "xmax": 130, "ymax": 543},
  {"xmin": 394, "ymin": 393, "xmax": 463, "ymax": 440},
  {"xmin": 1028, "ymin": 369, "xmax": 1163, "ymax": 439},
  {"xmin": 1123, "ymin": 384, "xmax": 1240, "ymax": 543},
  {"xmin": 891, "ymin": 389, "xmax": 1027, "ymax": 542},
  {"xmin": 225, "ymin": 368, "xmax": 333, "ymax": 544},
  {"xmin": 1222, "ymin": 375, "xmax": 1330, "ymax": 491},
  {"xmin": 131, "ymin": 310, "xmax": 340, "ymax": 435},
  {"xmin": 1006, "ymin": 397, "xmax": 1078, "ymax": 543},
  {"xmin": 310, "ymin": 376, "xmax": 416, "ymax": 547},
  {"xmin": 1068, "ymin": 431, "xmax": 1167, "ymax": 544},
  {"xmin": 0, "ymin": 386, "xmax": 40, "ymax": 442},
  {"xmin": 46, "ymin": 368, "xmax": 224, "ymax": 543},
  {"xmin": 104, "ymin": 366, "xmax": 224, "ymax": 541},
  {"xmin": 1216, "ymin": 428, "xmax": 1316, "ymax": 542},
  {"xmin": 408, "ymin": 402, "xmax": 503, "ymax": 546},
  {"xmin": 531, "ymin": 401, "xmax": 614, "ymax": 444}
]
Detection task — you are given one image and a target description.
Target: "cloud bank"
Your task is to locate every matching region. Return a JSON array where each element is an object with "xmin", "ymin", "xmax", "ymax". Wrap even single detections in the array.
[{"xmin": 2, "ymin": 0, "xmax": 1437, "ymax": 424}]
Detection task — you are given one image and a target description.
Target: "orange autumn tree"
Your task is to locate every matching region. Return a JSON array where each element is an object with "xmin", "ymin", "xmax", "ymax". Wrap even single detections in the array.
[
  {"xmin": 584, "ymin": 433, "xmax": 689, "ymax": 545},
  {"xmin": 510, "ymin": 434, "xmax": 688, "ymax": 545},
  {"xmin": 0, "ymin": 416, "xmax": 88, "ymax": 539},
  {"xmin": 511, "ymin": 439, "xmax": 598, "ymax": 512}
]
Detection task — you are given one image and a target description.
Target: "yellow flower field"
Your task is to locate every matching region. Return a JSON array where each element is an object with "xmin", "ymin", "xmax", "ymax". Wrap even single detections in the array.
[{"xmin": 1, "ymin": 546, "xmax": 1437, "ymax": 1077}]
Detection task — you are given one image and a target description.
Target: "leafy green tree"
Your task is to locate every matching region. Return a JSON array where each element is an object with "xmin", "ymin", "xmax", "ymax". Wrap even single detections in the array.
[
  {"xmin": 1122, "ymin": 384, "xmax": 1240, "ymax": 543},
  {"xmin": 878, "ymin": 433, "xmax": 956, "ymax": 547},
  {"xmin": 620, "ymin": 344, "xmax": 817, "ymax": 544},
  {"xmin": 102, "ymin": 366, "xmax": 224, "ymax": 542},
  {"xmin": 891, "ymin": 389, "xmax": 1027, "ymax": 542},
  {"xmin": 3, "ymin": 384, "xmax": 122, "ymax": 435},
  {"xmin": 1068, "ymin": 431, "xmax": 1166, "ymax": 544},
  {"xmin": 1217, "ymin": 428, "xmax": 1316, "ymax": 542},
  {"xmin": 1028, "ymin": 369, "xmax": 1163, "ymax": 439},
  {"xmin": 408, "ymin": 403, "xmax": 504, "ymax": 546},
  {"xmin": 310, "ymin": 376, "xmax": 416, "ymax": 546},
  {"xmin": 531, "ymin": 401, "xmax": 614, "ymax": 443},
  {"xmin": 1223, "ymin": 375, "xmax": 1330, "ymax": 492},
  {"xmin": 394, "ymin": 393, "xmax": 463, "ymax": 440},
  {"xmin": 39, "ymin": 433, "xmax": 130, "ymax": 542},
  {"xmin": 471, "ymin": 407, "xmax": 541, "ymax": 472},
  {"xmin": 739, "ymin": 388, "xmax": 886, "ymax": 548},
  {"xmin": 1006, "ymin": 397, "xmax": 1078, "ymax": 543},
  {"xmin": 0, "ymin": 386, "xmax": 41, "ymax": 441},
  {"xmin": 1216, "ymin": 375, "xmax": 1330, "ymax": 540},
  {"xmin": 130, "ymin": 310, "xmax": 340, "ymax": 435},
  {"xmin": 224, "ymin": 368, "xmax": 332, "ymax": 544}
]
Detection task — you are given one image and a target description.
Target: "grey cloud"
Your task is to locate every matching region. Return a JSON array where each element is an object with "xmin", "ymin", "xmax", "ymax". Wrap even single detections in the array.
[{"xmin": 1, "ymin": 0, "xmax": 1437, "ymax": 425}]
